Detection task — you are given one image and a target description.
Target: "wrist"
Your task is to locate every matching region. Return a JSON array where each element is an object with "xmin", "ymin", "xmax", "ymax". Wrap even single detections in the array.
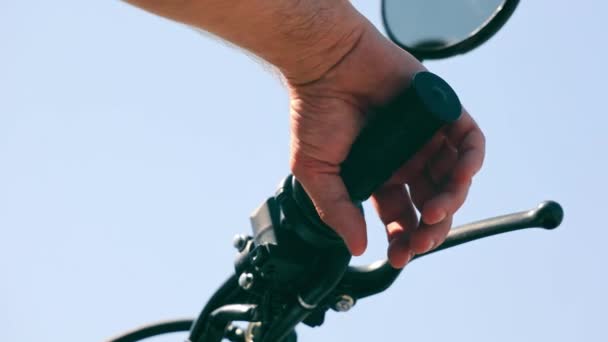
[
  {"xmin": 126, "ymin": 0, "xmax": 368, "ymax": 85},
  {"xmin": 270, "ymin": 1, "xmax": 368, "ymax": 85}
]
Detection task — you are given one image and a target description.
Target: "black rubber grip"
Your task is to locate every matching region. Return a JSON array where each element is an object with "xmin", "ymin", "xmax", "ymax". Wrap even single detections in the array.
[{"xmin": 340, "ymin": 71, "xmax": 462, "ymax": 202}]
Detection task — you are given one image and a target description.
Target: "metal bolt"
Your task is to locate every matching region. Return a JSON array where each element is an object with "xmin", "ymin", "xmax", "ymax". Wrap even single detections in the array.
[
  {"xmin": 334, "ymin": 294, "xmax": 355, "ymax": 312},
  {"xmin": 251, "ymin": 248, "xmax": 267, "ymax": 266},
  {"xmin": 233, "ymin": 234, "xmax": 248, "ymax": 252},
  {"xmin": 226, "ymin": 324, "xmax": 245, "ymax": 340},
  {"xmin": 238, "ymin": 272, "xmax": 255, "ymax": 290},
  {"xmin": 233, "ymin": 327, "xmax": 244, "ymax": 338}
]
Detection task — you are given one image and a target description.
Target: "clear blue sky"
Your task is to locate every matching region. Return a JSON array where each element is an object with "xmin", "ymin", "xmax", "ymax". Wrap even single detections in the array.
[{"xmin": 1, "ymin": 1, "xmax": 606, "ymax": 341}]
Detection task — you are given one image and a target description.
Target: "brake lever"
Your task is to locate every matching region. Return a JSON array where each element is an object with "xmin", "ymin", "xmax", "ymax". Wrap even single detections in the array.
[
  {"xmin": 420, "ymin": 200, "xmax": 563, "ymax": 257},
  {"xmin": 337, "ymin": 200, "xmax": 564, "ymax": 300}
]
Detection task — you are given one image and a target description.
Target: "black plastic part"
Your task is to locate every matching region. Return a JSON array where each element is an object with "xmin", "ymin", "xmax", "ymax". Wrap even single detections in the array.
[
  {"xmin": 338, "ymin": 260, "xmax": 400, "ymax": 300},
  {"xmin": 247, "ymin": 195, "xmax": 338, "ymax": 296},
  {"xmin": 203, "ymin": 304, "xmax": 258, "ymax": 341},
  {"xmin": 299, "ymin": 246, "xmax": 351, "ymax": 306},
  {"xmin": 250, "ymin": 197, "xmax": 283, "ymax": 246},
  {"xmin": 261, "ymin": 247, "xmax": 351, "ymax": 342},
  {"xmin": 261, "ymin": 304, "xmax": 312, "ymax": 342},
  {"xmin": 283, "ymin": 176, "xmax": 344, "ymax": 247},
  {"xmin": 302, "ymin": 309, "xmax": 326, "ymax": 327},
  {"xmin": 188, "ymin": 274, "xmax": 248, "ymax": 342},
  {"xmin": 382, "ymin": 0, "xmax": 520, "ymax": 60}
]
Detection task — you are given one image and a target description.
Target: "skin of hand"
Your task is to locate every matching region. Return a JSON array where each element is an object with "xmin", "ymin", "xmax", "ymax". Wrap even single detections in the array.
[
  {"xmin": 124, "ymin": 0, "xmax": 485, "ymax": 268},
  {"xmin": 287, "ymin": 22, "xmax": 485, "ymax": 268}
]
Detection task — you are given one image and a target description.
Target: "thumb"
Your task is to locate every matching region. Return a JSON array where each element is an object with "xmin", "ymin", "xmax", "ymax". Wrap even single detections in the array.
[{"xmin": 294, "ymin": 170, "xmax": 367, "ymax": 256}]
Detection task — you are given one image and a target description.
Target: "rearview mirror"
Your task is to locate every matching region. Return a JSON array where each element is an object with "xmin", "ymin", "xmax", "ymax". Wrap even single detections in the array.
[{"xmin": 382, "ymin": 0, "xmax": 519, "ymax": 60}]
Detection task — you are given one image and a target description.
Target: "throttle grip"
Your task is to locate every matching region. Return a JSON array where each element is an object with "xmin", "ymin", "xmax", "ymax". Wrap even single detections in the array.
[
  {"xmin": 340, "ymin": 71, "xmax": 462, "ymax": 202},
  {"xmin": 286, "ymin": 71, "xmax": 462, "ymax": 246}
]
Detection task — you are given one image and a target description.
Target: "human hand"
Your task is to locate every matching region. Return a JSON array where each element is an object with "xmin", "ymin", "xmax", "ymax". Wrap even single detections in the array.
[
  {"xmin": 124, "ymin": 0, "xmax": 485, "ymax": 268},
  {"xmin": 288, "ymin": 20, "xmax": 485, "ymax": 268}
]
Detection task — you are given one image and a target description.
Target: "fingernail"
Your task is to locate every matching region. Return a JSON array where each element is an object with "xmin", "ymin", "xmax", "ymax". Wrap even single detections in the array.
[
  {"xmin": 393, "ymin": 251, "xmax": 415, "ymax": 269},
  {"xmin": 429, "ymin": 211, "xmax": 446, "ymax": 225},
  {"xmin": 436, "ymin": 211, "xmax": 447, "ymax": 223},
  {"xmin": 423, "ymin": 211, "xmax": 446, "ymax": 225},
  {"xmin": 408, "ymin": 250, "xmax": 416, "ymax": 263}
]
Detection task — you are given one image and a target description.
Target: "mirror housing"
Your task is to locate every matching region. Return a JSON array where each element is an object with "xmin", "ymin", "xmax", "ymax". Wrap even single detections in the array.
[{"xmin": 382, "ymin": 0, "xmax": 520, "ymax": 60}]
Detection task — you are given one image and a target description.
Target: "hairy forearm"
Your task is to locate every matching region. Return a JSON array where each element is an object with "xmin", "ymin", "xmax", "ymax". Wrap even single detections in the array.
[{"xmin": 125, "ymin": 0, "xmax": 366, "ymax": 83}]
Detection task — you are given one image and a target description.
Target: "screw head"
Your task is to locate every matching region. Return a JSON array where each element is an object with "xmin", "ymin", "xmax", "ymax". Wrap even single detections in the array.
[
  {"xmin": 238, "ymin": 272, "xmax": 255, "ymax": 290},
  {"xmin": 232, "ymin": 234, "xmax": 248, "ymax": 251},
  {"xmin": 334, "ymin": 294, "xmax": 355, "ymax": 312}
]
